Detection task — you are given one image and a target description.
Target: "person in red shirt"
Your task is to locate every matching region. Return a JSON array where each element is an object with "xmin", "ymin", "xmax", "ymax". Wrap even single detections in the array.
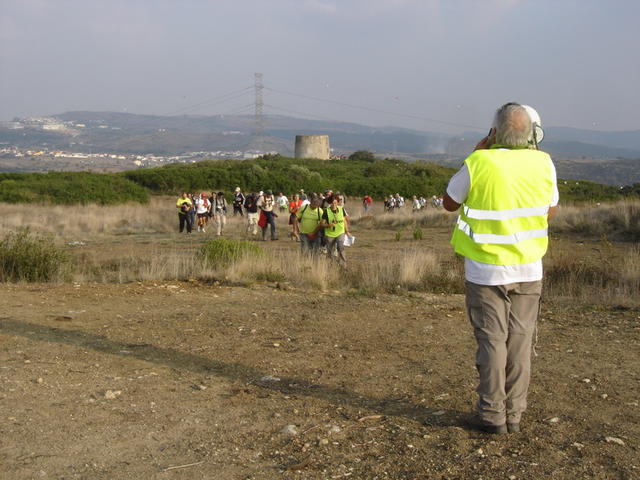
[{"xmin": 362, "ymin": 195, "xmax": 373, "ymax": 214}]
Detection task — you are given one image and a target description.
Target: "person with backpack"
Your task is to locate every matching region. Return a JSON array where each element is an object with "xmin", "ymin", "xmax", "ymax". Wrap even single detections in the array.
[
  {"xmin": 244, "ymin": 192, "xmax": 259, "ymax": 236},
  {"xmin": 232, "ymin": 187, "xmax": 245, "ymax": 217},
  {"xmin": 321, "ymin": 194, "xmax": 350, "ymax": 266},
  {"xmin": 257, "ymin": 190, "xmax": 278, "ymax": 241},
  {"xmin": 212, "ymin": 191, "xmax": 228, "ymax": 236},
  {"xmin": 296, "ymin": 195, "xmax": 323, "ymax": 254}
]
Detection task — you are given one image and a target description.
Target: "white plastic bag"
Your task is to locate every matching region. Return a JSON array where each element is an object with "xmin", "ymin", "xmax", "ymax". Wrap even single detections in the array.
[{"xmin": 343, "ymin": 234, "xmax": 355, "ymax": 247}]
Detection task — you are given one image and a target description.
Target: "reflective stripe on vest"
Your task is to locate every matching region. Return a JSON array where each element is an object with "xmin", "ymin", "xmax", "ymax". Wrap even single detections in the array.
[
  {"xmin": 463, "ymin": 205, "xmax": 549, "ymax": 221},
  {"xmin": 450, "ymin": 148, "xmax": 554, "ymax": 265},
  {"xmin": 456, "ymin": 218, "xmax": 548, "ymax": 244}
]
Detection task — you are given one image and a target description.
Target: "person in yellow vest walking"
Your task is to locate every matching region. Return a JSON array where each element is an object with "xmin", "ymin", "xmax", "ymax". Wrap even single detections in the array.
[
  {"xmin": 296, "ymin": 196, "xmax": 323, "ymax": 254},
  {"xmin": 443, "ymin": 102, "xmax": 559, "ymax": 435},
  {"xmin": 176, "ymin": 192, "xmax": 193, "ymax": 234},
  {"xmin": 321, "ymin": 194, "xmax": 350, "ymax": 266}
]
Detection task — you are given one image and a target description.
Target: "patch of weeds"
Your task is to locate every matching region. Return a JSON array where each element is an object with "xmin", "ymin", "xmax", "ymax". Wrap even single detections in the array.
[
  {"xmin": 0, "ymin": 229, "xmax": 67, "ymax": 282},
  {"xmin": 255, "ymin": 270, "xmax": 286, "ymax": 282},
  {"xmin": 413, "ymin": 228, "xmax": 424, "ymax": 240},
  {"xmin": 200, "ymin": 238, "xmax": 263, "ymax": 266},
  {"xmin": 346, "ymin": 288, "xmax": 377, "ymax": 298}
]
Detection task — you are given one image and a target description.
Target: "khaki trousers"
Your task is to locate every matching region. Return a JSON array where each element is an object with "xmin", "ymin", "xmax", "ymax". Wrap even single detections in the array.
[
  {"xmin": 214, "ymin": 214, "xmax": 226, "ymax": 235},
  {"xmin": 465, "ymin": 280, "xmax": 541, "ymax": 425}
]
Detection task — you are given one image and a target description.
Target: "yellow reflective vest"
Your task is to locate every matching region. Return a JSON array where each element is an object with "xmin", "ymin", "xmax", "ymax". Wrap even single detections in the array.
[
  {"xmin": 451, "ymin": 147, "xmax": 555, "ymax": 265},
  {"xmin": 323, "ymin": 206, "xmax": 347, "ymax": 238}
]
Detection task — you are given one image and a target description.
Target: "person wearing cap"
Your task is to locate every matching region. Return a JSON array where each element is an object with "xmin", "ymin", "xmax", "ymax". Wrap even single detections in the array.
[
  {"xmin": 257, "ymin": 189, "xmax": 278, "ymax": 240},
  {"xmin": 443, "ymin": 102, "xmax": 559, "ymax": 435},
  {"xmin": 233, "ymin": 187, "xmax": 245, "ymax": 217}
]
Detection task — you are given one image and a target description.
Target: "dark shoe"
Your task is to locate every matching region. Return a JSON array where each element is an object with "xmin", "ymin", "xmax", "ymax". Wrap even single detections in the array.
[
  {"xmin": 465, "ymin": 414, "xmax": 507, "ymax": 434},
  {"xmin": 507, "ymin": 422, "xmax": 520, "ymax": 433}
]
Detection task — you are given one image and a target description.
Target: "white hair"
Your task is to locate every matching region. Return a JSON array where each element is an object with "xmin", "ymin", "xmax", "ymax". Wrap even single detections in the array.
[{"xmin": 493, "ymin": 103, "xmax": 532, "ymax": 148}]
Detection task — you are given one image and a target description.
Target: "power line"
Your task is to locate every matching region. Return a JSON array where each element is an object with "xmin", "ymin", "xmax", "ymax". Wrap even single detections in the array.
[
  {"xmin": 220, "ymin": 103, "xmax": 255, "ymax": 116},
  {"xmin": 264, "ymin": 103, "xmax": 346, "ymax": 123},
  {"xmin": 265, "ymin": 86, "xmax": 482, "ymax": 130},
  {"xmin": 164, "ymin": 86, "xmax": 253, "ymax": 116}
]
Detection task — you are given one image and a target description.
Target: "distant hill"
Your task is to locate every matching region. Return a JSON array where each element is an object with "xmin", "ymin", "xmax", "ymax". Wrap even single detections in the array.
[
  {"xmin": 543, "ymin": 140, "xmax": 640, "ymax": 159},
  {"xmin": 1, "ymin": 111, "xmax": 638, "ymax": 185},
  {"xmin": 545, "ymin": 126, "xmax": 640, "ymax": 151}
]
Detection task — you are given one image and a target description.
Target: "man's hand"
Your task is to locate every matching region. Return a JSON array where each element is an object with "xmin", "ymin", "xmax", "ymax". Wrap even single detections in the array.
[
  {"xmin": 474, "ymin": 128, "xmax": 496, "ymax": 151},
  {"xmin": 443, "ymin": 193, "xmax": 461, "ymax": 212}
]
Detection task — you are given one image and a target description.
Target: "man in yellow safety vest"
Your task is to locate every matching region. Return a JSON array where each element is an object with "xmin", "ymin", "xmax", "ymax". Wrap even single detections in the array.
[{"xmin": 443, "ymin": 102, "xmax": 559, "ymax": 434}]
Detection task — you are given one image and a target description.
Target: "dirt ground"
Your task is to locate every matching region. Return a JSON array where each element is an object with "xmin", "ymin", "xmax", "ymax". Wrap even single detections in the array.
[{"xmin": 1, "ymin": 218, "xmax": 639, "ymax": 479}]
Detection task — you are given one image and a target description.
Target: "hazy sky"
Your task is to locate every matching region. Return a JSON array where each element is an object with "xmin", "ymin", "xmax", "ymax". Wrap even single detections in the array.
[{"xmin": 1, "ymin": 0, "xmax": 639, "ymax": 133}]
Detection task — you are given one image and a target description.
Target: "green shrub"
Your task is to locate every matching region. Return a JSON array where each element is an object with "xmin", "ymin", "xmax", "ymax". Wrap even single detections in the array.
[
  {"xmin": 413, "ymin": 228, "xmax": 423, "ymax": 240},
  {"xmin": 0, "ymin": 229, "xmax": 67, "ymax": 282},
  {"xmin": 349, "ymin": 150, "xmax": 376, "ymax": 162},
  {"xmin": 122, "ymin": 156, "xmax": 455, "ymax": 199},
  {"xmin": 0, "ymin": 172, "xmax": 149, "ymax": 205},
  {"xmin": 200, "ymin": 238, "xmax": 263, "ymax": 266}
]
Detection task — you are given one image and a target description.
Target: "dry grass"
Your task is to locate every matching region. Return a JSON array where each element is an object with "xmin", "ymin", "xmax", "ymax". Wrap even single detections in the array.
[
  {"xmin": 1, "ymin": 199, "xmax": 637, "ymax": 306},
  {"xmin": 0, "ymin": 198, "xmax": 175, "ymax": 236},
  {"xmin": 70, "ymin": 249, "xmax": 216, "ymax": 284},
  {"xmin": 551, "ymin": 199, "xmax": 640, "ymax": 241},
  {"xmin": 226, "ymin": 251, "xmax": 341, "ymax": 291},
  {"xmin": 544, "ymin": 242, "xmax": 640, "ymax": 307},
  {"xmin": 351, "ymin": 207, "xmax": 455, "ymax": 230},
  {"xmin": 65, "ymin": 243, "xmax": 463, "ymax": 295},
  {"xmin": 347, "ymin": 247, "xmax": 463, "ymax": 294}
]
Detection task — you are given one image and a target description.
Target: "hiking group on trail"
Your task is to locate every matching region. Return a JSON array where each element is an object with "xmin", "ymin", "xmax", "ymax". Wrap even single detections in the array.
[
  {"xmin": 176, "ymin": 188, "xmax": 444, "ymax": 237},
  {"xmin": 176, "ymin": 188, "xmax": 354, "ymax": 265}
]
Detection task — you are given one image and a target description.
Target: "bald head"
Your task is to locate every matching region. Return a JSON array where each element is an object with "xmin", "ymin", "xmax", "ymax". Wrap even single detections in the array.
[{"xmin": 493, "ymin": 103, "xmax": 533, "ymax": 148}]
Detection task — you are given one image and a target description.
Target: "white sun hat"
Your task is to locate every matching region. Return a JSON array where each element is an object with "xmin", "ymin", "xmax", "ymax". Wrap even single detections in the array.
[{"xmin": 522, "ymin": 104, "xmax": 545, "ymax": 146}]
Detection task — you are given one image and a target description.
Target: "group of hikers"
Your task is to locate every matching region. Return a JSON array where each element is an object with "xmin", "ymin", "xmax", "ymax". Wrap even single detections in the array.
[
  {"xmin": 382, "ymin": 193, "xmax": 444, "ymax": 212},
  {"xmin": 176, "ymin": 188, "xmax": 353, "ymax": 265},
  {"xmin": 176, "ymin": 189, "xmax": 443, "ymax": 238}
]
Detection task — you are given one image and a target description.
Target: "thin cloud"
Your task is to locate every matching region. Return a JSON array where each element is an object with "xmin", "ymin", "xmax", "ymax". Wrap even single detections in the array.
[{"xmin": 303, "ymin": 0, "xmax": 338, "ymax": 14}]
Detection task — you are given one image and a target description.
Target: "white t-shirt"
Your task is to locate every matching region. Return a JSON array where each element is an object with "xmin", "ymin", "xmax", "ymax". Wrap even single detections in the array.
[
  {"xmin": 446, "ymin": 160, "xmax": 559, "ymax": 286},
  {"xmin": 195, "ymin": 197, "xmax": 209, "ymax": 214}
]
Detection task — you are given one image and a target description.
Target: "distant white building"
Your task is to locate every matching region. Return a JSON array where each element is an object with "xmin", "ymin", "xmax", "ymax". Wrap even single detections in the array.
[{"xmin": 0, "ymin": 121, "xmax": 24, "ymax": 129}]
